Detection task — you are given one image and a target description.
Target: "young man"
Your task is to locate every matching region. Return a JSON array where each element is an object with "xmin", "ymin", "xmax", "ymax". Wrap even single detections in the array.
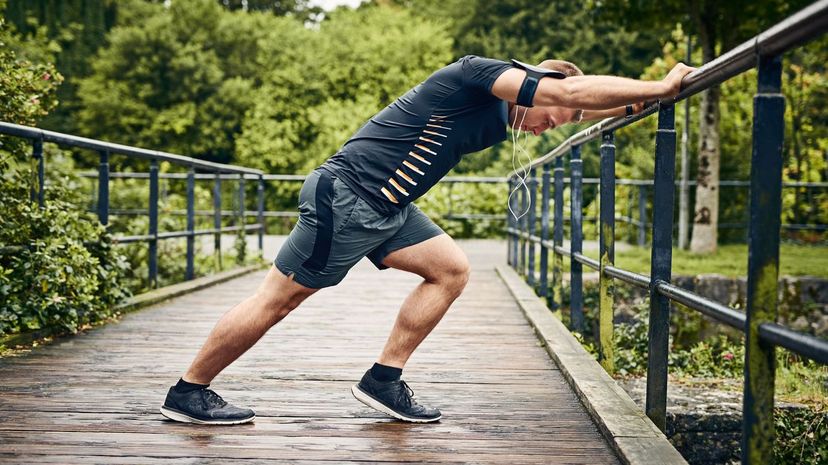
[{"xmin": 160, "ymin": 55, "xmax": 694, "ymax": 425}]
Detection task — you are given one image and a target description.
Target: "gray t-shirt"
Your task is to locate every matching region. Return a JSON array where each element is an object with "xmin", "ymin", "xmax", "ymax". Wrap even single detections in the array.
[{"xmin": 319, "ymin": 55, "xmax": 513, "ymax": 216}]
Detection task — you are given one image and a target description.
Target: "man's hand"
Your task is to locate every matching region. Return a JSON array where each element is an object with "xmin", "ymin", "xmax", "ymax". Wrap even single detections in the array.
[{"xmin": 661, "ymin": 62, "xmax": 696, "ymax": 98}]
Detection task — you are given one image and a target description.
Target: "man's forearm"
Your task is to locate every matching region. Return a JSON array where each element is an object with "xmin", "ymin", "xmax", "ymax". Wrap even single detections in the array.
[
  {"xmin": 536, "ymin": 75, "xmax": 670, "ymax": 110},
  {"xmin": 580, "ymin": 107, "xmax": 625, "ymax": 122}
]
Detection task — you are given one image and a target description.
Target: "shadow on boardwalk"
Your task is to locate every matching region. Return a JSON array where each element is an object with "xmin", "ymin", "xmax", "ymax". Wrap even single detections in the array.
[{"xmin": 0, "ymin": 239, "xmax": 619, "ymax": 464}]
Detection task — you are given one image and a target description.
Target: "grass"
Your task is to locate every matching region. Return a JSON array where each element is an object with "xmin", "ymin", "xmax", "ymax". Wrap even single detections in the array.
[
  {"xmin": 775, "ymin": 353, "xmax": 828, "ymax": 405},
  {"xmin": 616, "ymin": 244, "xmax": 828, "ymax": 278},
  {"xmin": 548, "ymin": 243, "xmax": 828, "ymax": 278}
]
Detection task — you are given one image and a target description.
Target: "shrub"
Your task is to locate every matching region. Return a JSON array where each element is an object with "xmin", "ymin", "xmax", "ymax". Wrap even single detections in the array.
[
  {"xmin": 0, "ymin": 11, "xmax": 129, "ymax": 341},
  {"xmin": 0, "ymin": 164, "xmax": 130, "ymax": 338}
]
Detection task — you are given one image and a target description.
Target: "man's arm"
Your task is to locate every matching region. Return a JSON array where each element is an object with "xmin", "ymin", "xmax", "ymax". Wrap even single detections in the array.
[
  {"xmin": 491, "ymin": 63, "xmax": 695, "ymax": 110},
  {"xmin": 580, "ymin": 107, "xmax": 627, "ymax": 121},
  {"xmin": 580, "ymin": 101, "xmax": 651, "ymax": 122}
]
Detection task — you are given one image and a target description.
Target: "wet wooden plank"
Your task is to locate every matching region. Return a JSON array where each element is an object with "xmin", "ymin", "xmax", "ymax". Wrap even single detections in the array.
[{"xmin": 0, "ymin": 239, "xmax": 619, "ymax": 464}]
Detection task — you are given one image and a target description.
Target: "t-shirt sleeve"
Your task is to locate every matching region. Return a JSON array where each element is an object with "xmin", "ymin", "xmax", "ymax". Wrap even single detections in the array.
[{"xmin": 461, "ymin": 55, "xmax": 513, "ymax": 94}]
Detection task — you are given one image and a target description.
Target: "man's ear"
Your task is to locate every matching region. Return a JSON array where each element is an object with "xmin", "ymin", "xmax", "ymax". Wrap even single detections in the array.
[{"xmin": 571, "ymin": 109, "xmax": 584, "ymax": 123}]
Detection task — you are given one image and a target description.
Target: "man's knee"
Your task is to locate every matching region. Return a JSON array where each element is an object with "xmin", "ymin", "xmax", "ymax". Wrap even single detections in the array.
[
  {"xmin": 257, "ymin": 266, "xmax": 317, "ymax": 319},
  {"xmin": 434, "ymin": 255, "xmax": 470, "ymax": 294}
]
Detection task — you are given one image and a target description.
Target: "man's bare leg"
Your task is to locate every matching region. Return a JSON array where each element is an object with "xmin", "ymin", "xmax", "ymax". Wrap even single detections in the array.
[
  {"xmin": 182, "ymin": 265, "xmax": 318, "ymax": 385},
  {"xmin": 350, "ymin": 233, "xmax": 468, "ymax": 422},
  {"xmin": 376, "ymin": 233, "xmax": 470, "ymax": 368}
]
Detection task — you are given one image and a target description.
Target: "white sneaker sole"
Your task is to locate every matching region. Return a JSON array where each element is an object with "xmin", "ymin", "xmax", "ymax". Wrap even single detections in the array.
[
  {"xmin": 159, "ymin": 406, "xmax": 255, "ymax": 425},
  {"xmin": 351, "ymin": 384, "xmax": 441, "ymax": 423}
]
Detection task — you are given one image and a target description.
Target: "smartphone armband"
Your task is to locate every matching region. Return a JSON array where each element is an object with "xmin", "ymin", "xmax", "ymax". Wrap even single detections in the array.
[{"xmin": 510, "ymin": 59, "xmax": 566, "ymax": 107}]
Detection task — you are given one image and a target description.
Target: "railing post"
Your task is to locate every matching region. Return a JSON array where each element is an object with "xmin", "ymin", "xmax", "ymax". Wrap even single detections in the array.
[
  {"xmin": 506, "ymin": 178, "xmax": 512, "ymax": 266},
  {"xmin": 238, "ymin": 174, "xmax": 246, "ymax": 263},
  {"xmin": 527, "ymin": 168, "xmax": 537, "ymax": 287},
  {"xmin": 97, "ymin": 151, "xmax": 109, "ymax": 226},
  {"xmin": 646, "ymin": 103, "xmax": 677, "ymax": 432},
  {"xmin": 185, "ymin": 166, "xmax": 195, "ymax": 280},
  {"xmin": 148, "ymin": 160, "xmax": 159, "ymax": 289},
  {"xmin": 638, "ymin": 185, "xmax": 647, "ymax": 246},
  {"xmin": 552, "ymin": 156, "xmax": 564, "ymax": 317},
  {"xmin": 257, "ymin": 174, "xmax": 265, "ymax": 253},
  {"xmin": 31, "ymin": 138, "xmax": 44, "ymax": 208},
  {"xmin": 508, "ymin": 177, "xmax": 518, "ymax": 268},
  {"xmin": 519, "ymin": 181, "xmax": 527, "ymax": 275},
  {"xmin": 539, "ymin": 164, "xmax": 551, "ymax": 299},
  {"xmin": 599, "ymin": 131, "xmax": 616, "ymax": 373},
  {"xmin": 569, "ymin": 145, "xmax": 584, "ymax": 332},
  {"xmin": 626, "ymin": 184, "xmax": 635, "ymax": 243},
  {"xmin": 214, "ymin": 173, "xmax": 222, "ymax": 272},
  {"xmin": 743, "ymin": 54, "xmax": 784, "ymax": 465}
]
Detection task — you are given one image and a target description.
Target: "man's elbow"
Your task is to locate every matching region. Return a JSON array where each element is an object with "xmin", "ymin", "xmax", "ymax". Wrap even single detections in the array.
[{"xmin": 536, "ymin": 79, "xmax": 576, "ymax": 108}]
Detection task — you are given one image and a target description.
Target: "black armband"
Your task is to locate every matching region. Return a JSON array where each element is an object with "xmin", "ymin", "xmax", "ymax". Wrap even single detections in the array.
[{"xmin": 510, "ymin": 59, "xmax": 566, "ymax": 107}]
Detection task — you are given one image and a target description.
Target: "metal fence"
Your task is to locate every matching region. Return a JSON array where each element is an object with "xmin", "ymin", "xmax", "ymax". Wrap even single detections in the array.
[
  {"xmin": 505, "ymin": 2, "xmax": 828, "ymax": 464},
  {"xmin": 0, "ymin": 121, "xmax": 266, "ymax": 289},
  {"xmin": 75, "ymin": 172, "xmax": 827, "ymax": 244}
]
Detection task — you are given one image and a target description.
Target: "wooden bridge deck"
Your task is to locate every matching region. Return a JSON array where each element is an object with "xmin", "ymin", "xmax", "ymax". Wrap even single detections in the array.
[{"xmin": 0, "ymin": 239, "xmax": 620, "ymax": 464}]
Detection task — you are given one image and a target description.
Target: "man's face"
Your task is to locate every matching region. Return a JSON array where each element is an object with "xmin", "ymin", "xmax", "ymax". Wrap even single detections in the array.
[{"xmin": 509, "ymin": 105, "xmax": 579, "ymax": 136}]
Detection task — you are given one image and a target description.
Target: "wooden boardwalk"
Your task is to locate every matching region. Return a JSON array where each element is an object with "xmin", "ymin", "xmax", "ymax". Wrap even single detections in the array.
[{"xmin": 0, "ymin": 239, "xmax": 620, "ymax": 464}]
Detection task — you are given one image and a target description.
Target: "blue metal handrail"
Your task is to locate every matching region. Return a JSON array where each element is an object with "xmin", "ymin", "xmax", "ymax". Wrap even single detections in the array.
[
  {"xmin": 75, "ymin": 172, "xmax": 827, "ymax": 239},
  {"xmin": 0, "ymin": 122, "xmax": 266, "ymax": 289},
  {"xmin": 506, "ymin": 1, "xmax": 828, "ymax": 464}
]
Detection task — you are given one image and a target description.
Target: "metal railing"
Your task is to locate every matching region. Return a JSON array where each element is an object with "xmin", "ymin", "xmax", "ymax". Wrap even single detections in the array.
[
  {"xmin": 75, "ymin": 172, "xmax": 827, "ymax": 242},
  {"xmin": 76, "ymin": 172, "xmax": 511, "ymax": 223},
  {"xmin": 0, "ymin": 122, "xmax": 266, "ymax": 288},
  {"xmin": 505, "ymin": 1, "xmax": 828, "ymax": 464}
]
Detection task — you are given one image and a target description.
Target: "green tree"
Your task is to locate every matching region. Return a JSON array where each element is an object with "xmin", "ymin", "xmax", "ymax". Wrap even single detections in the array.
[
  {"xmin": 388, "ymin": 0, "xmax": 666, "ymax": 75},
  {"xmin": 596, "ymin": 0, "xmax": 812, "ymax": 252},
  {"xmin": 217, "ymin": 0, "xmax": 323, "ymax": 19},
  {"xmin": 4, "ymin": 0, "xmax": 118, "ymax": 132},
  {"xmin": 76, "ymin": 0, "xmax": 266, "ymax": 164},
  {"xmin": 235, "ymin": 4, "xmax": 453, "ymax": 174},
  {"xmin": 782, "ymin": 38, "xmax": 828, "ymax": 237}
]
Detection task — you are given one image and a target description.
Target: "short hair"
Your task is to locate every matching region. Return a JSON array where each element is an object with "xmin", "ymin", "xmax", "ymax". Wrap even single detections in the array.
[{"xmin": 538, "ymin": 59, "xmax": 584, "ymax": 122}]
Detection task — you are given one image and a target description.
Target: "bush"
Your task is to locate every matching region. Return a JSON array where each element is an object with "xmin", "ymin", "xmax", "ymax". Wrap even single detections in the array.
[
  {"xmin": 775, "ymin": 403, "xmax": 828, "ymax": 465},
  {"xmin": 0, "ymin": 10, "xmax": 129, "ymax": 341},
  {"xmin": 0, "ymin": 164, "xmax": 130, "ymax": 338}
]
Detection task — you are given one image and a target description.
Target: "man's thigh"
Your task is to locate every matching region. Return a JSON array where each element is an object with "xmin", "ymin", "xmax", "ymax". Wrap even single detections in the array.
[
  {"xmin": 367, "ymin": 205, "xmax": 467, "ymax": 278},
  {"xmin": 364, "ymin": 203, "xmax": 444, "ymax": 270},
  {"xmin": 380, "ymin": 234, "xmax": 472, "ymax": 281}
]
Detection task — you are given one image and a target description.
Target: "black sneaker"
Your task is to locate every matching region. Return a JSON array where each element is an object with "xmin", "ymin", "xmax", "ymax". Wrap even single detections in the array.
[
  {"xmin": 160, "ymin": 386, "xmax": 255, "ymax": 425},
  {"xmin": 351, "ymin": 369, "xmax": 441, "ymax": 423}
]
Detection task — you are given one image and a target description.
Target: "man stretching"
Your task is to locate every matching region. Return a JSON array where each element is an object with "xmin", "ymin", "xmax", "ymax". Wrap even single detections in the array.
[{"xmin": 160, "ymin": 55, "xmax": 694, "ymax": 424}]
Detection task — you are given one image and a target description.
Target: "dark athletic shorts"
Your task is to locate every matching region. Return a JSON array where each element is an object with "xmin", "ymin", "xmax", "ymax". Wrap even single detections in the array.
[{"xmin": 274, "ymin": 168, "xmax": 445, "ymax": 289}]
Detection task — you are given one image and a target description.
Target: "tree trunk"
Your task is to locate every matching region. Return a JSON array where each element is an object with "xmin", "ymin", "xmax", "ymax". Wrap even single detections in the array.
[
  {"xmin": 689, "ymin": 11, "xmax": 720, "ymax": 254},
  {"xmin": 690, "ymin": 85, "xmax": 720, "ymax": 254}
]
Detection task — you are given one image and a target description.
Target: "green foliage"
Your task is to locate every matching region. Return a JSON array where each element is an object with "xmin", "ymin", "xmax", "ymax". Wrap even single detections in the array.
[
  {"xmin": 564, "ymin": 279, "xmax": 827, "ymax": 462},
  {"xmin": 0, "ymin": 165, "xmax": 131, "ymax": 337},
  {"xmin": 0, "ymin": 7, "xmax": 129, "ymax": 340},
  {"xmin": 564, "ymin": 282, "xmax": 826, "ymax": 390},
  {"xmin": 76, "ymin": 0, "xmax": 263, "ymax": 164},
  {"xmin": 782, "ymin": 38, "xmax": 828, "ymax": 242},
  {"xmin": 4, "ymin": 0, "xmax": 118, "ymax": 132},
  {"xmin": 235, "ymin": 5, "xmax": 453, "ymax": 175},
  {"xmin": 669, "ymin": 334, "xmax": 746, "ymax": 378},
  {"xmin": 0, "ymin": 14, "xmax": 62, "ymax": 127},
  {"xmin": 392, "ymin": 0, "xmax": 665, "ymax": 76},
  {"xmin": 775, "ymin": 404, "xmax": 828, "ymax": 465}
]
